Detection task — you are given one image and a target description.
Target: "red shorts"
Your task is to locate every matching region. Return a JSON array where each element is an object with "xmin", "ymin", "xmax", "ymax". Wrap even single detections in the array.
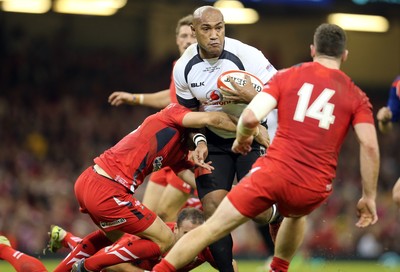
[
  {"xmin": 228, "ymin": 160, "xmax": 331, "ymax": 218},
  {"xmin": 150, "ymin": 167, "xmax": 191, "ymax": 194},
  {"xmin": 74, "ymin": 167, "xmax": 156, "ymax": 233}
]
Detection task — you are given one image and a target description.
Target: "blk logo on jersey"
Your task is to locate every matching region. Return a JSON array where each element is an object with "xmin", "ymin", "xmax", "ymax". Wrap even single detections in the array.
[{"xmin": 191, "ymin": 82, "xmax": 205, "ymax": 87}]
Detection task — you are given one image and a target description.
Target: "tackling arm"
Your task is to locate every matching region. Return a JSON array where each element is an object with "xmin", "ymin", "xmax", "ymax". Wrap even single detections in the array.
[
  {"xmin": 108, "ymin": 89, "xmax": 171, "ymax": 109},
  {"xmin": 181, "ymin": 111, "xmax": 236, "ymax": 132}
]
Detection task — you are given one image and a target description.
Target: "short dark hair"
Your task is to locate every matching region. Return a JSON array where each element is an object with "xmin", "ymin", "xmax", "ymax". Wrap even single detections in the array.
[
  {"xmin": 176, "ymin": 14, "xmax": 193, "ymax": 36},
  {"xmin": 313, "ymin": 23, "xmax": 347, "ymax": 58},
  {"xmin": 177, "ymin": 207, "xmax": 204, "ymax": 227}
]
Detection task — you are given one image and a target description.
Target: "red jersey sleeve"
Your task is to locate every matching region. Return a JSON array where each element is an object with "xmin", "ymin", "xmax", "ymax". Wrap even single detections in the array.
[
  {"xmin": 159, "ymin": 104, "xmax": 194, "ymax": 174},
  {"xmin": 261, "ymin": 68, "xmax": 285, "ymax": 102},
  {"xmin": 351, "ymin": 85, "xmax": 374, "ymax": 125},
  {"xmin": 160, "ymin": 103, "xmax": 191, "ymax": 126}
]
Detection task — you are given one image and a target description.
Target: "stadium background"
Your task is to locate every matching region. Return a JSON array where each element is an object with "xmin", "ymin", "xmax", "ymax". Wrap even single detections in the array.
[{"xmin": 0, "ymin": 0, "xmax": 399, "ymax": 270}]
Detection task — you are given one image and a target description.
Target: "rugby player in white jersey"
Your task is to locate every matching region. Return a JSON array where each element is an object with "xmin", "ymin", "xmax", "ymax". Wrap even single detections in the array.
[{"xmin": 172, "ymin": 6, "xmax": 279, "ymax": 271}]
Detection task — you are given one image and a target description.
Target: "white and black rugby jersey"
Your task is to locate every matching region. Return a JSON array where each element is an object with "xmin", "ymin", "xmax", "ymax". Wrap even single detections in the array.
[{"xmin": 174, "ymin": 37, "xmax": 277, "ymax": 138}]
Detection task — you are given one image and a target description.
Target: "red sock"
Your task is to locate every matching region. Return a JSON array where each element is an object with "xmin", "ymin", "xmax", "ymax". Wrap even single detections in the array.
[
  {"xmin": 62, "ymin": 231, "xmax": 82, "ymax": 250},
  {"xmin": 269, "ymin": 256, "xmax": 290, "ymax": 272},
  {"xmin": 152, "ymin": 259, "xmax": 176, "ymax": 272},
  {"xmin": 84, "ymin": 235, "xmax": 161, "ymax": 271},
  {"xmin": 54, "ymin": 230, "xmax": 112, "ymax": 272},
  {"xmin": 0, "ymin": 244, "xmax": 47, "ymax": 272}
]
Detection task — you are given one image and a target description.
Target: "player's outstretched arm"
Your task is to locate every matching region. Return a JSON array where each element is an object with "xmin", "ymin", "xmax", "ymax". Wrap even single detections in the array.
[
  {"xmin": 354, "ymin": 123, "xmax": 380, "ymax": 228},
  {"xmin": 108, "ymin": 89, "xmax": 171, "ymax": 109},
  {"xmin": 181, "ymin": 111, "xmax": 237, "ymax": 132},
  {"xmin": 182, "ymin": 111, "xmax": 238, "ymax": 170}
]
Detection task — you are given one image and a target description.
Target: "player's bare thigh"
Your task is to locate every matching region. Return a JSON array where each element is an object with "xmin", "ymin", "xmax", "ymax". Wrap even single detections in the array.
[
  {"xmin": 157, "ymin": 184, "xmax": 190, "ymax": 222},
  {"xmin": 142, "ymin": 181, "xmax": 166, "ymax": 211}
]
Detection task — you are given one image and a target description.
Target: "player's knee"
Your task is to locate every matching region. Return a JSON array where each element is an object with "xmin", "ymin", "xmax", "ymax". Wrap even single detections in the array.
[
  {"xmin": 158, "ymin": 212, "xmax": 168, "ymax": 221},
  {"xmin": 202, "ymin": 200, "xmax": 221, "ymax": 218},
  {"xmin": 202, "ymin": 191, "xmax": 227, "ymax": 218}
]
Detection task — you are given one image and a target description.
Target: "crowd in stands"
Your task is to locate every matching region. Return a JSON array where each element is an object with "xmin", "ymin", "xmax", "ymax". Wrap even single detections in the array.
[{"xmin": 0, "ymin": 24, "xmax": 399, "ymax": 261}]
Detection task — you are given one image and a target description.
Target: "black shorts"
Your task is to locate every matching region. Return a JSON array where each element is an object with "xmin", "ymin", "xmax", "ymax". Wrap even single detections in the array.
[{"xmin": 195, "ymin": 128, "xmax": 266, "ymax": 199}]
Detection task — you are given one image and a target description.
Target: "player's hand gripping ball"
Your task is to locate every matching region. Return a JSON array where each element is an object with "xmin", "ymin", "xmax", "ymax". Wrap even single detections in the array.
[{"xmin": 217, "ymin": 70, "xmax": 263, "ymax": 97}]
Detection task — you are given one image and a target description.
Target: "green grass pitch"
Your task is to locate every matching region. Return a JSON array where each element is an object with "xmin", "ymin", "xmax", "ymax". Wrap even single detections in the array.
[{"xmin": 1, "ymin": 258, "xmax": 400, "ymax": 272}]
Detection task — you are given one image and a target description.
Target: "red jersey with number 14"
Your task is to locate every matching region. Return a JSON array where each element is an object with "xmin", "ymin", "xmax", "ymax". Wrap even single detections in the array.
[
  {"xmin": 261, "ymin": 62, "xmax": 374, "ymax": 192},
  {"xmin": 94, "ymin": 103, "xmax": 193, "ymax": 193}
]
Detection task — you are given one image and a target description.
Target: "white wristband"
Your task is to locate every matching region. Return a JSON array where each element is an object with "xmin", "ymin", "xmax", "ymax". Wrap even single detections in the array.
[
  {"xmin": 193, "ymin": 133, "xmax": 207, "ymax": 146},
  {"xmin": 138, "ymin": 94, "xmax": 144, "ymax": 105},
  {"xmin": 133, "ymin": 94, "xmax": 144, "ymax": 105}
]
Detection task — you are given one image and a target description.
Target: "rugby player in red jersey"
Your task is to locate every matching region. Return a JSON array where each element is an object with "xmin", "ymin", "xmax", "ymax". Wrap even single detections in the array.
[
  {"xmin": 52, "ymin": 103, "xmax": 268, "ymax": 272},
  {"xmin": 152, "ymin": 23, "xmax": 379, "ymax": 272},
  {"xmin": 108, "ymin": 15, "xmax": 198, "ymax": 223}
]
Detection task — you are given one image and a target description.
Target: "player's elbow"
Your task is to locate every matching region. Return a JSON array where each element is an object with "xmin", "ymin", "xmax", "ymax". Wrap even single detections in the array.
[
  {"xmin": 241, "ymin": 109, "xmax": 259, "ymax": 128},
  {"xmin": 362, "ymin": 141, "xmax": 380, "ymax": 158}
]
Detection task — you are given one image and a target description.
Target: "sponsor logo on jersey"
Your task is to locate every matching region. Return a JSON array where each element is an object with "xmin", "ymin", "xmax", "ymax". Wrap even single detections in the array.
[
  {"xmin": 152, "ymin": 156, "xmax": 164, "ymax": 171},
  {"xmin": 204, "ymin": 89, "xmax": 234, "ymax": 105},
  {"xmin": 191, "ymin": 82, "xmax": 205, "ymax": 87},
  {"xmin": 205, "ymin": 89, "xmax": 223, "ymax": 103},
  {"xmin": 203, "ymin": 66, "xmax": 221, "ymax": 73},
  {"xmin": 100, "ymin": 218, "xmax": 127, "ymax": 228}
]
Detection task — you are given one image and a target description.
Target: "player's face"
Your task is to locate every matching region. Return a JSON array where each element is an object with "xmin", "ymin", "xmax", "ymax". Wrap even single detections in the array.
[
  {"xmin": 176, "ymin": 25, "xmax": 196, "ymax": 56},
  {"xmin": 193, "ymin": 11, "xmax": 225, "ymax": 59},
  {"xmin": 175, "ymin": 220, "xmax": 201, "ymax": 240}
]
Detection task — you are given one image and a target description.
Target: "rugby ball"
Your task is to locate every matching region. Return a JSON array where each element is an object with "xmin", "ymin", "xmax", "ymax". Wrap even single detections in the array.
[{"xmin": 217, "ymin": 70, "xmax": 264, "ymax": 96}]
